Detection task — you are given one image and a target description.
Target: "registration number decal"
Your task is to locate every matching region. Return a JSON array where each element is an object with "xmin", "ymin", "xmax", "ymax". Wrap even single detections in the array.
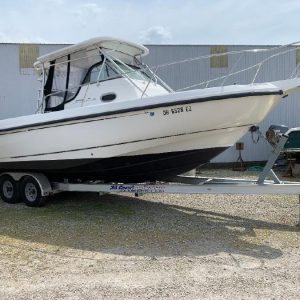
[{"xmin": 163, "ymin": 105, "xmax": 192, "ymax": 116}]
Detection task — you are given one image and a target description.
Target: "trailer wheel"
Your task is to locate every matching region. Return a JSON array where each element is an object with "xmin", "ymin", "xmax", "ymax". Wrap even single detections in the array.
[
  {"xmin": 0, "ymin": 175, "xmax": 21, "ymax": 204},
  {"xmin": 20, "ymin": 176, "xmax": 46, "ymax": 207}
]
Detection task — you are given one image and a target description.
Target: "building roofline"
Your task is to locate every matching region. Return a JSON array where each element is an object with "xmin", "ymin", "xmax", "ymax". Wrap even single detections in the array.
[
  {"xmin": 0, "ymin": 42, "xmax": 298, "ymax": 48},
  {"xmin": 0, "ymin": 42, "xmax": 70, "ymax": 46}
]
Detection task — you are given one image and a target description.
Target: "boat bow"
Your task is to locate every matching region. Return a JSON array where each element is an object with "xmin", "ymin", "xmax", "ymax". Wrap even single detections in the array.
[{"xmin": 269, "ymin": 77, "xmax": 300, "ymax": 95}]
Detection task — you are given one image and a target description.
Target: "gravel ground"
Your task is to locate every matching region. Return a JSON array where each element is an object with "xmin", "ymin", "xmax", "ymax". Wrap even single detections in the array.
[{"xmin": 0, "ymin": 169, "xmax": 299, "ymax": 299}]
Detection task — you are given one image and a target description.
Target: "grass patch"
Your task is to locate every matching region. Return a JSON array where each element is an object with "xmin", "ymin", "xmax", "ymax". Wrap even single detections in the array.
[{"xmin": 115, "ymin": 205, "xmax": 135, "ymax": 216}]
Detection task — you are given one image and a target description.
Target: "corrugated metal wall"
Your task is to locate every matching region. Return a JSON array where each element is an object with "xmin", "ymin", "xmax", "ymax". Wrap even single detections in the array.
[
  {"xmin": 0, "ymin": 43, "xmax": 64, "ymax": 119},
  {"xmin": 0, "ymin": 43, "xmax": 299, "ymax": 162}
]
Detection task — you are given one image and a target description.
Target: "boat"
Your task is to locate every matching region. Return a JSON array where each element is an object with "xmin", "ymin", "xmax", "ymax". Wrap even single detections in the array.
[
  {"xmin": 0, "ymin": 37, "xmax": 300, "ymax": 183},
  {"xmin": 285, "ymin": 128, "xmax": 300, "ymax": 151}
]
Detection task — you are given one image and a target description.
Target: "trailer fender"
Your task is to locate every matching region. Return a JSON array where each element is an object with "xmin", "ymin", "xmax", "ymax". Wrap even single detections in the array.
[{"xmin": 0, "ymin": 172, "xmax": 52, "ymax": 196}]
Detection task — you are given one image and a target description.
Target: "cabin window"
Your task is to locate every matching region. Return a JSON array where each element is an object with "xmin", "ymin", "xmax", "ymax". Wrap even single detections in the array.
[
  {"xmin": 83, "ymin": 62, "xmax": 120, "ymax": 84},
  {"xmin": 210, "ymin": 46, "xmax": 228, "ymax": 68}
]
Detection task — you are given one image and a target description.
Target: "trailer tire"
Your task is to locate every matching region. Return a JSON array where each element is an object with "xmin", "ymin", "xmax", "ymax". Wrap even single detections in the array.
[
  {"xmin": 0, "ymin": 175, "xmax": 21, "ymax": 204},
  {"xmin": 20, "ymin": 176, "xmax": 46, "ymax": 207}
]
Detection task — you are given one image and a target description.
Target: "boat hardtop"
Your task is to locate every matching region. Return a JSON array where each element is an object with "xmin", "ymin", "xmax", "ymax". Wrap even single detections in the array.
[{"xmin": 34, "ymin": 36, "xmax": 149, "ymax": 68}]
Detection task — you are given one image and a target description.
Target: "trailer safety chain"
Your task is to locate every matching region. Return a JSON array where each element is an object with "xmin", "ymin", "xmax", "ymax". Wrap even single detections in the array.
[{"xmin": 249, "ymin": 125, "xmax": 261, "ymax": 144}]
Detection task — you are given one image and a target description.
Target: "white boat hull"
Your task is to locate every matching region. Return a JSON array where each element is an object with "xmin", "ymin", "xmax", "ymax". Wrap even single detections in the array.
[
  {"xmin": 0, "ymin": 85, "xmax": 284, "ymax": 182},
  {"xmin": 0, "ymin": 94, "xmax": 281, "ymax": 161}
]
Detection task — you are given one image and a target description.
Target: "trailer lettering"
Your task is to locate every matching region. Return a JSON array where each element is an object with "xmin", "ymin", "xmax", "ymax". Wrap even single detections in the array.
[{"xmin": 109, "ymin": 184, "xmax": 165, "ymax": 193}]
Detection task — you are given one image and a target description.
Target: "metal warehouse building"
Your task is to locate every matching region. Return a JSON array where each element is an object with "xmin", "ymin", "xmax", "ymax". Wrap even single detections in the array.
[{"xmin": 0, "ymin": 42, "xmax": 299, "ymax": 163}]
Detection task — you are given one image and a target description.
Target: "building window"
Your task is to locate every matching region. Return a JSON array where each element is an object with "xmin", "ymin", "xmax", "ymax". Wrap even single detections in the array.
[
  {"xmin": 19, "ymin": 44, "xmax": 39, "ymax": 69},
  {"xmin": 210, "ymin": 45, "xmax": 228, "ymax": 68},
  {"xmin": 296, "ymin": 48, "xmax": 300, "ymax": 67}
]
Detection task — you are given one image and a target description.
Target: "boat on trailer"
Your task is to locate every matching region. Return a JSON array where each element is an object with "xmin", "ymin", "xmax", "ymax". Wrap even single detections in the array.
[{"xmin": 0, "ymin": 37, "xmax": 300, "ymax": 184}]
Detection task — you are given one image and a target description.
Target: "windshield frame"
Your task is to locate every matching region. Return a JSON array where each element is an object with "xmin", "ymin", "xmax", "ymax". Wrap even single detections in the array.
[{"xmin": 81, "ymin": 59, "xmax": 122, "ymax": 85}]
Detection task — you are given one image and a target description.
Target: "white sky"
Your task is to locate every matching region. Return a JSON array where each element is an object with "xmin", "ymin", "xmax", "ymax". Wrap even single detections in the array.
[{"xmin": 0, "ymin": 0, "xmax": 299, "ymax": 45}]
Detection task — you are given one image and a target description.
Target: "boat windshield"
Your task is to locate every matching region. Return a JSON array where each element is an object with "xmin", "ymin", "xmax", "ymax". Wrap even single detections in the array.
[
  {"xmin": 82, "ymin": 59, "xmax": 150, "ymax": 85},
  {"xmin": 82, "ymin": 61, "xmax": 121, "ymax": 84},
  {"xmin": 113, "ymin": 61, "xmax": 150, "ymax": 81}
]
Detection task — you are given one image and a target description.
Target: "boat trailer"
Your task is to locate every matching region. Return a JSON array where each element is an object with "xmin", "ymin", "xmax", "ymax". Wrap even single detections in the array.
[{"xmin": 0, "ymin": 128, "xmax": 300, "ymax": 226}]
